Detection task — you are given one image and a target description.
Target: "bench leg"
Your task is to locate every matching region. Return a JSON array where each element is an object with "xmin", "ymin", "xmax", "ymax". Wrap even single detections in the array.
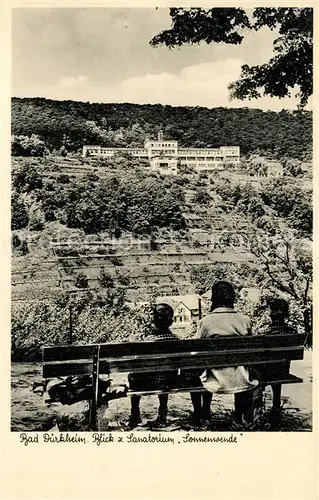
[
  {"xmin": 235, "ymin": 386, "xmax": 264, "ymax": 426},
  {"xmin": 271, "ymin": 384, "xmax": 282, "ymax": 411},
  {"xmin": 89, "ymin": 345, "xmax": 100, "ymax": 431}
]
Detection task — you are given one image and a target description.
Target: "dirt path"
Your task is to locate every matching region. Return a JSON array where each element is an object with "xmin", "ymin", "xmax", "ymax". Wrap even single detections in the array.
[{"xmin": 11, "ymin": 351, "xmax": 312, "ymax": 432}]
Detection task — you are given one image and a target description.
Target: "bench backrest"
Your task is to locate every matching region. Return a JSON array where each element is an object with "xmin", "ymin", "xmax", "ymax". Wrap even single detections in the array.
[{"xmin": 42, "ymin": 334, "xmax": 306, "ymax": 379}]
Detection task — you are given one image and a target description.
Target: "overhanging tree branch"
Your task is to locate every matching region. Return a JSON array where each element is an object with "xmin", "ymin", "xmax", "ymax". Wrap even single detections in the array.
[{"xmin": 150, "ymin": 7, "xmax": 313, "ymax": 108}]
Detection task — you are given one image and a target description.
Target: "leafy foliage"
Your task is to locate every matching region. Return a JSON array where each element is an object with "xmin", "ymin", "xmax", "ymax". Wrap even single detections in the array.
[
  {"xmin": 150, "ymin": 8, "xmax": 251, "ymax": 47},
  {"xmin": 193, "ymin": 188, "xmax": 211, "ymax": 205},
  {"xmin": 98, "ymin": 269, "xmax": 114, "ymax": 288},
  {"xmin": 11, "ymin": 193, "xmax": 29, "ymax": 230},
  {"xmin": 75, "ymin": 273, "xmax": 89, "ymax": 289},
  {"xmin": 12, "ymin": 161, "xmax": 186, "ymax": 235},
  {"xmin": 11, "ymin": 291, "xmax": 154, "ymax": 361},
  {"xmin": 28, "ymin": 207, "xmax": 45, "ymax": 231},
  {"xmin": 247, "ymin": 227, "xmax": 312, "ymax": 339},
  {"xmin": 190, "ymin": 262, "xmax": 261, "ymax": 296},
  {"xmin": 12, "ymin": 162, "xmax": 43, "ymax": 193},
  {"xmin": 12, "ymin": 98, "xmax": 312, "ymax": 159},
  {"xmin": 151, "ymin": 8, "xmax": 313, "ymax": 108},
  {"xmin": 214, "ymin": 179, "xmax": 312, "ymax": 237},
  {"xmin": 11, "ymin": 134, "xmax": 46, "ymax": 157}
]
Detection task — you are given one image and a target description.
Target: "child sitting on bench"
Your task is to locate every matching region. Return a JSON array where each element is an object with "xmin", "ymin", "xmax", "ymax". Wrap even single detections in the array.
[
  {"xmin": 128, "ymin": 303, "xmax": 178, "ymax": 429},
  {"xmin": 257, "ymin": 298, "xmax": 297, "ymax": 414},
  {"xmin": 190, "ymin": 281, "xmax": 258, "ymax": 425}
]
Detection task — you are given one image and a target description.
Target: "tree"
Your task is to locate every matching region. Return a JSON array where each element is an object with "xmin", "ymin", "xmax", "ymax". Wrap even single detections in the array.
[
  {"xmin": 260, "ymin": 180, "xmax": 312, "ymax": 236},
  {"xmin": 75, "ymin": 273, "xmax": 89, "ymax": 289},
  {"xmin": 59, "ymin": 145, "xmax": 68, "ymax": 157},
  {"xmin": 11, "ymin": 134, "xmax": 46, "ymax": 157},
  {"xmin": 284, "ymin": 158, "xmax": 303, "ymax": 177},
  {"xmin": 12, "ymin": 233, "xmax": 29, "ymax": 255},
  {"xmin": 190, "ymin": 261, "xmax": 257, "ymax": 296},
  {"xmin": 288, "ymin": 199, "xmax": 312, "ymax": 235},
  {"xmin": 57, "ymin": 174, "xmax": 70, "ymax": 184},
  {"xmin": 28, "ymin": 208, "xmax": 45, "ymax": 231},
  {"xmin": 150, "ymin": 236, "xmax": 158, "ymax": 251},
  {"xmin": 150, "ymin": 8, "xmax": 313, "ymax": 108},
  {"xmin": 12, "ymin": 98, "xmax": 312, "ymax": 158},
  {"xmin": 12, "ymin": 233, "xmax": 21, "ymax": 249},
  {"xmin": 12, "ymin": 163, "xmax": 43, "ymax": 193},
  {"xmin": 247, "ymin": 196, "xmax": 266, "ymax": 219},
  {"xmin": 248, "ymin": 228, "xmax": 312, "ymax": 337},
  {"xmin": 11, "ymin": 194, "xmax": 29, "ymax": 230},
  {"xmin": 193, "ymin": 188, "xmax": 211, "ymax": 205},
  {"xmin": 98, "ymin": 269, "xmax": 114, "ymax": 288}
]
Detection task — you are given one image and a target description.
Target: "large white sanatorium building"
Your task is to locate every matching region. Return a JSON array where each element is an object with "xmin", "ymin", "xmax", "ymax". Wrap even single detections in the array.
[{"xmin": 82, "ymin": 132, "xmax": 240, "ymax": 175}]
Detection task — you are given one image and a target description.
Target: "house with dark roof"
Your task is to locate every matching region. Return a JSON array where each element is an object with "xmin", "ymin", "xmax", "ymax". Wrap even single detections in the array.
[{"xmin": 156, "ymin": 294, "xmax": 203, "ymax": 326}]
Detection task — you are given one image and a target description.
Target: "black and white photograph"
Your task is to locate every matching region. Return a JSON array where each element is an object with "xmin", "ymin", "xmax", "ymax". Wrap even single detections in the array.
[{"xmin": 11, "ymin": 6, "xmax": 313, "ymax": 434}]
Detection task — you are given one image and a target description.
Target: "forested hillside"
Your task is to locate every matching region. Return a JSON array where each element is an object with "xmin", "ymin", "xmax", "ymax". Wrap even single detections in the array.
[{"xmin": 12, "ymin": 98, "xmax": 312, "ymax": 159}]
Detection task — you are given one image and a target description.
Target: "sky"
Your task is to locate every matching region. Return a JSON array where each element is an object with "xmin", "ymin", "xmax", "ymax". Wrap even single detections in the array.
[{"xmin": 12, "ymin": 8, "xmax": 311, "ymax": 111}]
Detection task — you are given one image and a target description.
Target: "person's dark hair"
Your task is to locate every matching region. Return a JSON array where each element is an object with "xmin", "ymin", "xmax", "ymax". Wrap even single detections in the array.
[
  {"xmin": 269, "ymin": 298, "xmax": 289, "ymax": 317},
  {"xmin": 154, "ymin": 303, "xmax": 174, "ymax": 327},
  {"xmin": 210, "ymin": 281, "xmax": 235, "ymax": 310}
]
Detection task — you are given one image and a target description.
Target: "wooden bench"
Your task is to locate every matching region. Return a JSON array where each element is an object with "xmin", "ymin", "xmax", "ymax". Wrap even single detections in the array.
[{"xmin": 42, "ymin": 333, "xmax": 307, "ymax": 430}]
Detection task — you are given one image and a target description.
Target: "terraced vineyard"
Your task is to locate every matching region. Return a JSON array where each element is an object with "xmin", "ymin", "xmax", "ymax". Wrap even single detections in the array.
[
  {"xmin": 12, "ymin": 230, "xmax": 255, "ymax": 305},
  {"xmin": 11, "ymin": 156, "xmax": 261, "ymax": 304}
]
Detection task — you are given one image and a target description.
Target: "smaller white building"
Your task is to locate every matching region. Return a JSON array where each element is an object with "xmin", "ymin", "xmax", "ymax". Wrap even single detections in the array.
[{"xmin": 157, "ymin": 294, "xmax": 203, "ymax": 326}]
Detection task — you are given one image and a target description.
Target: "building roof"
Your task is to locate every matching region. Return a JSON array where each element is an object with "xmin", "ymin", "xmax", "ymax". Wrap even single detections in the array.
[{"xmin": 156, "ymin": 294, "xmax": 202, "ymax": 312}]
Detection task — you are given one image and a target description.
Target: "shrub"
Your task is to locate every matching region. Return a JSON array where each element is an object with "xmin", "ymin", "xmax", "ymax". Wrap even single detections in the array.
[
  {"xmin": 11, "ymin": 290, "xmax": 154, "ymax": 360},
  {"xmin": 193, "ymin": 188, "xmax": 211, "ymax": 205},
  {"xmin": 118, "ymin": 275, "xmax": 130, "ymax": 286},
  {"xmin": 12, "ymin": 233, "xmax": 21, "ymax": 249},
  {"xmin": 57, "ymin": 174, "xmax": 70, "ymax": 184},
  {"xmin": 11, "ymin": 195, "xmax": 29, "ymax": 230},
  {"xmin": 11, "ymin": 134, "xmax": 46, "ymax": 157},
  {"xmin": 21, "ymin": 240, "xmax": 29, "ymax": 255},
  {"xmin": 75, "ymin": 273, "xmax": 88, "ymax": 288},
  {"xmin": 28, "ymin": 209, "xmax": 45, "ymax": 231},
  {"xmin": 12, "ymin": 163, "xmax": 43, "ymax": 192},
  {"xmin": 109, "ymin": 256, "xmax": 123, "ymax": 266},
  {"xmin": 98, "ymin": 269, "xmax": 114, "ymax": 288},
  {"xmin": 11, "ymin": 234, "xmax": 29, "ymax": 254}
]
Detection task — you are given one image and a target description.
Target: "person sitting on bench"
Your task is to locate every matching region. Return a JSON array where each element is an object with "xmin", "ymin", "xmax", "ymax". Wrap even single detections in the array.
[
  {"xmin": 257, "ymin": 298, "xmax": 297, "ymax": 414},
  {"xmin": 128, "ymin": 303, "xmax": 178, "ymax": 429},
  {"xmin": 190, "ymin": 281, "xmax": 258, "ymax": 425}
]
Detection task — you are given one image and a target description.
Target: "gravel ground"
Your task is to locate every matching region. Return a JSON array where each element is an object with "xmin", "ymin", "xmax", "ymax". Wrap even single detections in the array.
[{"xmin": 11, "ymin": 351, "xmax": 312, "ymax": 432}]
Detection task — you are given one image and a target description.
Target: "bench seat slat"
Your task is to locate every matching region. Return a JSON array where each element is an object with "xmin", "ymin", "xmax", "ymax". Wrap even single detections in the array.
[
  {"xmin": 42, "ymin": 334, "xmax": 306, "ymax": 362},
  {"xmin": 127, "ymin": 374, "xmax": 303, "ymax": 397},
  {"xmin": 43, "ymin": 347, "xmax": 304, "ymax": 378},
  {"xmin": 259, "ymin": 374, "xmax": 303, "ymax": 385},
  {"xmin": 102, "ymin": 347, "xmax": 304, "ymax": 373},
  {"xmin": 99, "ymin": 334, "xmax": 306, "ymax": 356}
]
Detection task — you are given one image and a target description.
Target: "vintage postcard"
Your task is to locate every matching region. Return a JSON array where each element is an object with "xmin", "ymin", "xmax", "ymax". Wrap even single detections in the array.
[{"xmin": 1, "ymin": 1, "xmax": 318, "ymax": 499}]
